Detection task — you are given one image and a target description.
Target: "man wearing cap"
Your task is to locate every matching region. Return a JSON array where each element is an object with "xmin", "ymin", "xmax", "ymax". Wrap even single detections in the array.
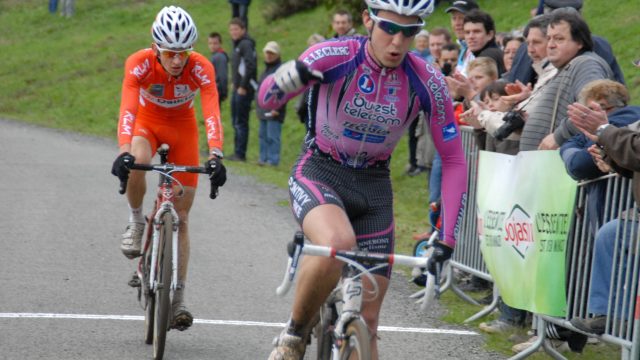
[
  {"xmin": 256, "ymin": 41, "xmax": 286, "ymax": 166},
  {"xmin": 445, "ymin": 0, "xmax": 479, "ymax": 76}
]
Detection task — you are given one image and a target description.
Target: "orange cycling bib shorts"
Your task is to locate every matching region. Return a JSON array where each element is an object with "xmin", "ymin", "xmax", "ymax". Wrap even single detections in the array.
[{"xmin": 117, "ymin": 48, "xmax": 223, "ymax": 187}]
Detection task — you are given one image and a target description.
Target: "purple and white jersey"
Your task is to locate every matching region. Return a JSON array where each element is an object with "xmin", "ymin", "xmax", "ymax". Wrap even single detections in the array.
[{"xmin": 258, "ymin": 36, "xmax": 467, "ymax": 247}]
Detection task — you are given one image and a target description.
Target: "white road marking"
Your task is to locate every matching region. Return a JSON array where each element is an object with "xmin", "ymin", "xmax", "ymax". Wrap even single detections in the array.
[{"xmin": 0, "ymin": 312, "xmax": 478, "ymax": 336}]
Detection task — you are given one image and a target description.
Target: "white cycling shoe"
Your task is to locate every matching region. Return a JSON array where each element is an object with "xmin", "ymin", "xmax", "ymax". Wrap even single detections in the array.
[{"xmin": 120, "ymin": 222, "xmax": 144, "ymax": 258}]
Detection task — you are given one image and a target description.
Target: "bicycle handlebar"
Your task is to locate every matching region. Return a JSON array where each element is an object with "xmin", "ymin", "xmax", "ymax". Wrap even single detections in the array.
[
  {"xmin": 276, "ymin": 232, "xmax": 429, "ymax": 296},
  {"xmin": 118, "ymin": 162, "xmax": 215, "ymax": 198}
]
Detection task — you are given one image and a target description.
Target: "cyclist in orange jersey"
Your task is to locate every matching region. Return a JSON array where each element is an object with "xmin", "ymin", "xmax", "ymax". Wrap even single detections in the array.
[{"xmin": 110, "ymin": 5, "xmax": 227, "ymax": 331}]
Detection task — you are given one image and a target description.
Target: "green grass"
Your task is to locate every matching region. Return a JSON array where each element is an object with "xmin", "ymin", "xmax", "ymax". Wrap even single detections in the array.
[{"xmin": 1, "ymin": 1, "xmax": 636, "ymax": 358}]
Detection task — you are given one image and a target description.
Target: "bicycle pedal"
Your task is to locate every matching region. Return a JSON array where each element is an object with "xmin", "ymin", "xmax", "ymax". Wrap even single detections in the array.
[{"xmin": 128, "ymin": 275, "xmax": 141, "ymax": 288}]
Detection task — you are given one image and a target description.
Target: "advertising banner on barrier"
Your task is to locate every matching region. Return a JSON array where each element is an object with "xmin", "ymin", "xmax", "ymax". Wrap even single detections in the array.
[{"xmin": 476, "ymin": 150, "xmax": 577, "ymax": 316}]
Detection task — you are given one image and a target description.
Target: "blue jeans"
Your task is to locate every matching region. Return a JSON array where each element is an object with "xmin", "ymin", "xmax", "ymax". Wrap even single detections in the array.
[
  {"xmin": 259, "ymin": 119, "xmax": 282, "ymax": 165},
  {"xmin": 588, "ymin": 218, "xmax": 638, "ymax": 316},
  {"xmin": 231, "ymin": 91, "xmax": 253, "ymax": 159},
  {"xmin": 49, "ymin": 0, "xmax": 58, "ymax": 13},
  {"xmin": 428, "ymin": 152, "xmax": 442, "ymax": 232}
]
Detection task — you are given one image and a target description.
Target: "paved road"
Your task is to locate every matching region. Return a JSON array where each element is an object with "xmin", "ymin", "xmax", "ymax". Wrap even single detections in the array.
[{"xmin": 0, "ymin": 119, "xmax": 503, "ymax": 359}]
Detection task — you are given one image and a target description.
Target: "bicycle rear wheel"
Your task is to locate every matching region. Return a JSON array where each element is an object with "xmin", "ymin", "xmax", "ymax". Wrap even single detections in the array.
[
  {"xmin": 314, "ymin": 302, "xmax": 337, "ymax": 360},
  {"xmin": 339, "ymin": 318, "xmax": 371, "ymax": 360},
  {"xmin": 153, "ymin": 212, "xmax": 173, "ymax": 360}
]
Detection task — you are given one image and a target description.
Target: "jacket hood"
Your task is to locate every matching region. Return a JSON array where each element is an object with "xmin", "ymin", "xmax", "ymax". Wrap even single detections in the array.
[{"xmin": 608, "ymin": 106, "xmax": 640, "ymax": 128}]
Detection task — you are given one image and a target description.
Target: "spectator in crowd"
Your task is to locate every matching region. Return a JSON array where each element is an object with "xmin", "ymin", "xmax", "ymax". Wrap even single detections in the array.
[
  {"xmin": 428, "ymin": 27, "xmax": 452, "ymax": 65},
  {"xmin": 463, "ymin": 9, "xmax": 506, "ymax": 76},
  {"xmin": 412, "ymin": 30, "xmax": 431, "ymax": 61},
  {"xmin": 60, "ymin": 0, "xmax": 74, "ymax": 17},
  {"xmin": 568, "ymin": 87, "xmax": 640, "ymax": 335},
  {"xmin": 331, "ymin": 9, "xmax": 357, "ymax": 38},
  {"xmin": 208, "ymin": 32, "xmax": 229, "ymax": 107},
  {"xmin": 508, "ymin": 0, "xmax": 624, "ymax": 87},
  {"xmin": 438, "ymin": 42, "xmax": 460, "ymax": 76},
  {"xmin": 560, "ymin": 80, "xmax": 640, "ymax": 233},
  {"xmin": 229, "ymin": 0, "xmax": 251, "ymax": 30},
  {"xmin": 295, "ymin": 34, "xmax": 325, "ymax": 126},
  {"xmin": 256, "ymin": 41, "xmax": 286, "ymax": 167},
  {"xmin": 49, "ymin": 0, "xmax": 57, "ymax": 14},
  {"xmin": 520, "ymin": 8, "xmax": 614, "ymax": 151},
  {"xmin": 228, "ymin": 17, "xmax": 257, "ymax": 162},
  {"xmin": 445, "ymin": 0, "xmax": 480, "ymax": 76},
  {"xmin": 502, "ymin": 35, "xmax": 525, "ymax": 76}
]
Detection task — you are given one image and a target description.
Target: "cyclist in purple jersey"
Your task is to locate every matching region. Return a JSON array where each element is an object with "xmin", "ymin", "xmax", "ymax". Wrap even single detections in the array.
[{"xmin": 259, "ymin": 1, "xmax": 467, "ymax": 358}]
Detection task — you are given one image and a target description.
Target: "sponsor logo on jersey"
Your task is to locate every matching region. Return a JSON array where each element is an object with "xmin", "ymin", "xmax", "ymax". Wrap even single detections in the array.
[
  {"xmin": 343, "ymin": 94, "xmax": 400, "ymax": 126},
  {"xmin": 120, "ymin": 111, "xmax": 135, "ymax": 136},
  {"xmin": 263, "ymin": 83, "xmax": 285, "ymax": 103},
  {"xmin": 442, "ymin": 122, "xmax": 458, "ymax": 141},
  {"xmin": 428, "ymin": 77, "xmax": 449, "ymax": 125},
  {"xmin": 358, "ymin": 74, "xmax": 375, "ymax": 94},
  {"xmin": 131, "ymin": 59, "xmax": 150, "ymax": 79},
  {"xmin": 301, "ymin": 46, "xmax": 350, "ymax": 66},
  {"xmin": 320, "ymin": 124, "xmax": 339, "ymax": 140},
  {"xmin": 140, "ymin": 89, "xmax": 196, "ymax": 108},
  {"xmin": 149, "ymin": 84, "xmax": 164, "ymax": 97},
  {"xmin": 174, "ymin": 85, "xmax": 190, "ymax": 97},
  {"xmin": 342, "ymin": 121, "xmax": 389, "ymax": 143},
  {"xmin": 192, "ymin": 63, "xmax": 211, "ymax": 85},
  {"xmin": 384, "ymin": 86, "xmax": 399, "ymax": 102}
]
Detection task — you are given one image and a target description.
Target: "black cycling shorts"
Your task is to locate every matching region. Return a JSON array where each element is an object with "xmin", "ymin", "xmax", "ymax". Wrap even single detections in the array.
[{"xmin": 288, "ymin": 149, "xmax": 395, "ymax": 277}]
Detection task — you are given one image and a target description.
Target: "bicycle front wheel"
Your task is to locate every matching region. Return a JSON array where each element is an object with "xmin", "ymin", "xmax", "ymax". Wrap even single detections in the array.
[
  {"xmin": 143, "ymin": 250, "xmax": 155, "ymax": 345},
  {"xmin": 153, "ymin": 212, "xmax": 173, "ymax": 360},
  {"xmin": 314, "ymin": 302, "xmax": 336, "ymax": 360},
  {"xmin": 339, "ymin": 319, "xmax": 371, "ymax": 360}
]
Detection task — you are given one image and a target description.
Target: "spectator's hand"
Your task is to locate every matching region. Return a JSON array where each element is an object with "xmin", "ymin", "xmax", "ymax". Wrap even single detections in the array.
[
  {"xmin": 587, "ymin": 144, "xmax": 613, "ymax": 173},
  {"xmin": 568, "ymin": 101, "xmax": 608, "ymax": 142},
  {"xmin": 237, "ymin": 87, "xmax": 247, "ymax": 96},
  {"xmin": 274, "ymin": 60, "xmax": 323, "ymax": 94},
  {"xmin": 111, "ymin": 152, "xmax": 135, "ymax": 181},
  {"xmin": 445, "ymin": 72, "xmax": 473, "ymax": 100},
  {"xmin": 538, "ymin": 134, "xmax": 559, "ymax": 150},
  {"xmin": 427, "ymin": 241, "xmax": 453, "ymax": 276},
  {"xmin": 502, "ymin": 81, "xmax": 531, "ymax": 107},
  {"xmin": 460, "ymin": 101, "xmax": 484, "ymax": 129}
]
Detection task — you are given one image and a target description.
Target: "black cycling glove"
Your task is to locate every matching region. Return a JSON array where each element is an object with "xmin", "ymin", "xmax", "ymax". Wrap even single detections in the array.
[
  {"xmin": 111, "ymin": 152, "xmax": 135, "ymax": 181},
  {"xmin": 205, "ymin": 158, "xmax": 227, "ymax": 187},
  {"xmin": 427, "ymin": 241, "xmax": 453, "ymax": 276}
]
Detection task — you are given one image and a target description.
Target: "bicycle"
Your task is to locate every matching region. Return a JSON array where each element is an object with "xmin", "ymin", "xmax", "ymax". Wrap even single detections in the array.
[
  {"xmin": 118, "ymin": 144, "xmax": 216, "ymax": 360},
  {"xmin": 276, "ymin": 231, "xmax": 429, "ymax": 359}
]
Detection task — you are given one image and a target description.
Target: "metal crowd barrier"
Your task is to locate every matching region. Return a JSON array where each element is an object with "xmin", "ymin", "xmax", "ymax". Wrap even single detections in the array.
[{"xmin": 440, "ymin": 127, "xmax": 639, "ymax": 359}]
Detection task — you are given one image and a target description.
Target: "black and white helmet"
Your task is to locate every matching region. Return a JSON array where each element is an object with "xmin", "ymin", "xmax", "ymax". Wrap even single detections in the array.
[
  {"xmin": 151, "ymin": 6, "xmax": 198, "ymax": 50},
  {"xmin": 365, "ymin": 0, "xmax": 435, "ymax": 18}
]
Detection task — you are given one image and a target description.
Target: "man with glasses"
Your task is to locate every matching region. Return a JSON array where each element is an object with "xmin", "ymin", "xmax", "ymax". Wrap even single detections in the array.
[
  {"xmin": 110, "ymin": 6, "xmax": 227, "ymax": 331},
  {"xmin": 259, "ymin": 1, "xmax": 467, "ymax": 359}
]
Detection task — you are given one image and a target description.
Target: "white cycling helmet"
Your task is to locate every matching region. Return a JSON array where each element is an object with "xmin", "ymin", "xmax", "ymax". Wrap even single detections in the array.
[
  {"xmin": 151, "ymin": 6, "xmax": 198, "ymax": 50},
  {"xmin": 365, "ymin": 0, "xmax": 435, "ymax": 19}
]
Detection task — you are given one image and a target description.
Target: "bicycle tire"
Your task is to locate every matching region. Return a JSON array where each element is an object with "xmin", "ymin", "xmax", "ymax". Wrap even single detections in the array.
[
  {"xmin": 413, "ymin": 238, "xmax": 431, "ymax": 258},
  {"xmin": 339, "ymin": 318, "xmax": 371, "ymax": 360},
  {"xmin": 153, "ymin": 212, "xmax": 173, "ymax": 360},
  {"xmin": 144, "ymin": 213, "xmax": 155, "ymax": 345},
  {"xmin": 143, "ymin": 249, "xmax": 155, "ymax": 345},
  {"xmin": 314, "ymin": 302, "xmax": 336, "ymax": 360}
]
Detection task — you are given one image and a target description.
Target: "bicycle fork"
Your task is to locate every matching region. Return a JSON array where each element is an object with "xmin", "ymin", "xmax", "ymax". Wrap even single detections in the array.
[
  {"xmin": 331, "ymin": 273, "xmax": 363, "ymax": 357},
  {"xmin": 149, "ymin": 203, "xmax": 180, "ymax": 293}
]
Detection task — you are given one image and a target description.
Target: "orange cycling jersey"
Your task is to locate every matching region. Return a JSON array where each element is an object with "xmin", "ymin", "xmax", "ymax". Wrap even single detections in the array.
[{"xmin": 117, "ymin": 48, "xmax": 223, "ymax": 151}]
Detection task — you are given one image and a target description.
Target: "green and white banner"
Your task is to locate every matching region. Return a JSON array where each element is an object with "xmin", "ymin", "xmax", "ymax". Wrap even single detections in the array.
[{"xmin": 476, "ymin": 150, "xmax": 577, "ymax": 317}]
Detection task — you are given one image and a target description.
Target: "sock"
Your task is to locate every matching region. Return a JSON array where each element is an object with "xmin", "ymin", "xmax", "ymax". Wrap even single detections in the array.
[
  {"xmin": 286, "ymin": 317, "xmax": 305, "ymax": 337},
  {"xmin": 128, "ymin": 205, "xmax": 145, "ymax": 224}
]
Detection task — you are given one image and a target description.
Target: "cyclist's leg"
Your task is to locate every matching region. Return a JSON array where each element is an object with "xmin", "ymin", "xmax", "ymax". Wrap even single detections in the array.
[
  {"xmin": 361, "ymin": 274, "xmax": 389, "ymax": 360},
  {"xmin": 121, "ymin": 133, "xmax": 155, "ymax": 256},
  {"xmin": 294, "ymin": 204, "xmax": 357, "ymax": 326}
]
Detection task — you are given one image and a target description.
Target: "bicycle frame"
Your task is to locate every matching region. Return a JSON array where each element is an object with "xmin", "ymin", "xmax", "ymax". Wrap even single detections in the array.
[{"xmin": 277, "ymin": 232, "xmax": 428, "ymax": 359}]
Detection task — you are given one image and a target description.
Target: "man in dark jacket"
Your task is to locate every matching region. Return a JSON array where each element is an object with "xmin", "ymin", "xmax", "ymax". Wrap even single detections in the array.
[
  {"xmin": 208, "ymin": 32, "xmax": 229, "ymax": 107},
  {"xmin": 228, "ymin": 17, "xmax": 257, "ymax": 161},
  {"xmin": 256, "ymin": 41, "xmax": 286, "ymax": 166},
  {"xmin": 463, "ymin": 10, "xmax": 505, "ymax": 76}
]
